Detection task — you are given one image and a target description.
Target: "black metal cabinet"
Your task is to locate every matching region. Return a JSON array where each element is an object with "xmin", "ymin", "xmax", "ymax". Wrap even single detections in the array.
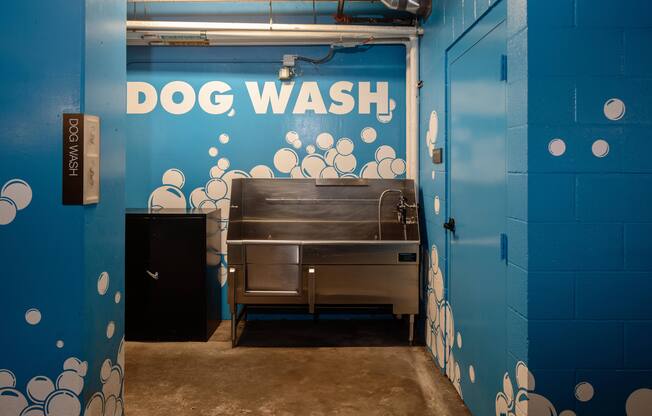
[{"xmin": 125, "ymin": 208, "xmax": 221, "ymax": 341}]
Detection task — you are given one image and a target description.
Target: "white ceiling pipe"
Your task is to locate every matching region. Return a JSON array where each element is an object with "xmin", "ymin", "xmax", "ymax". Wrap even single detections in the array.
[{"xmin": 127, "ymin": 20, "xmax": 422, "ymax": 36}]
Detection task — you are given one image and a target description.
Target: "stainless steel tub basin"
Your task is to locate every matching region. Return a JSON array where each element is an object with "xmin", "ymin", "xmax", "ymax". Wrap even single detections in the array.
[{"xmin": 226, "ymin": 178, "xmax": 420, "ymax": 345}]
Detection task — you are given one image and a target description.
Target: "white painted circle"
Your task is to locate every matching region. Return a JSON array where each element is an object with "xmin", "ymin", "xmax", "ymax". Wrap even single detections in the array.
[
  {"xmin": 290, "ymin": 166, "xmax": 305, "ymax": 178},
  {"xmin": 102, "ymin": 368, "xmax": 122, "ymax": 398},
  {"xmin": 469, "ymin": 366, "xmax": 475, "ymax": 383},
  {"xmin": 361, "ymin": 127, "xmax": 377, "ymax": 143},
  {"xmin": 320, "ymin": 166, "xmax": 339, "ymax": 179},
  {"xmin": 324, "ymin": 148, "xmax": 338, "ymax": 166},
  {"xmin": 1, "ymin": 370, "xmax": 18, "ymax": 388},
  {"xmin": 503, "ymin": 374, "xmax": 514, "ymax": 403},
  {"xmin": 100, "ymin": 359, "xmax": 112, "ymax": 382},
  {"xmin": 105, "ymin": 396, "xmax": 117, "ymax": 416},
  {"xmin": 548, "ymin": 138, "xmax": 566, "ymax": 156},
  {"xmin": 209, "ymin": 166, "xmax": 224, "ymax": 179},
  {"xmin": 217, "ymin": 157, "xmax": 230, "ymax": 171},
  {"xmin": 0, "ymin": 197, "xmax": 17, "ymax": 225},
  {"xmin": 592, "ymin": 139, "xmax": 609, "ymax": 158},
  {"xmin": 63, "ymin": 358, "xmax": 87, "ymax": 377},
  {"xmin": 20, "ymin": 405, "xmax": 45, "ymax": 416},
  {"xmin": 285, "ymin": 131, "xmax": 299, "ymax": 144},
  {"xmin": 434, "ymin": 196, "xmax": 441, "ymax": 215},
  {"xmin": 249, "ymin": 165, "xmax": 274, "ymax": 178},
  {"xmin": 0, "ymin": 388, "xmax": 28, "ymax": 415},
  {"xmin": 390, "ymin": 159, "xmax": 406, "ymax": 175},
  {"xmin": 84, "ymin": 394, "xmax": 104, "ymax": 416},
  {"xmin": 56, "ymin": 371, "xmax": 83, "ymax": 395},
  {"xmin": 336, "ymin": 138, "xmax": 354, "ymax": 156},
  {"xmin": 97, "ymin": 272, "xmax": 109, "ymax": 295},
  {"xmin": 334, "ymin": 154, "xmax": 357, "ymax": 173},
  {"xmin": 604, "ymin": 98, "xmax": 626, "ymax": 121},
  {"xmin": 516, "ymin": 361, "xmax": 535, "ymax": 391},
  {"xmin": 574, "ymin": 382, "xmax": 594, "ymax": 402},
  {"xmin": 208, "ymin": 147, "xmax": 218, "ymax": 157},
  {"xmin": 430, "ymin": 246, "xmax": 438, "ymax": 270},
  {"xmin": 25, "ymin": 309, "xmax": 41, "ymax": 325},
  {"xmin": 205, "ymin": 179, "xmax": 228, "ymax": 200},
  {"xmin": 148, "ymin": 186, "xmax": 186, "ymax": 210},
  {"xmin": 273, "ymin": 148, "xmax": 299, "ymax": 173},
  {"xmin": 316, "ymin": 132, "xmax": 334, "ymax": 150},
  {"xmin": 1, "ymin": 179, "xmax": 32, "ymax": 210},
  {"xmin": 433, "ymin": 268, "xmax": 444, "ymax": 302},
  {"xmin": 456, "ymin": 332, "xmax": 462, "ymax": 349},
  {"xmin": 375, "ymin": 145, "xmax": 396, "ymax": 162},
  {"xmin": 301, "ymin": 154, "xmax": 327, "ymax": 178},
  {"xmin": 26, "ymin": 377, "xmax": 54, "ymax": 404},
  {"xmin": 44, "ymin": 389, "xmax": 81, "ymax": 416},
  {"xmin": 428, "ymin": 111, "xmax": 439, "ymax": 144},
  {"xmin": 190, "ymin": 188, "xmax": 210, "ymax": 208},
  {"xmin": 106, "ymin": 321, "xmax": 115, "ymax": 339},
  {"xmin": 114, "ymin": 291, "xmax": 122, "ymax": 304},
  {"xmin": 360, "ymin": 162, "xmax": 380, "ymax": 179},
  {"xmin": 377, "ymin": 158, "xmax": 395, "ymax": 179},
  {"xmin": 56, "ymin": 340, "xmax": 64, "ymax": 349},
  {"xmin": 292, "ymin": 140, "xmax": 302, "ymax": 149},
  {"xmin": 219, "ymin": 133, "xmax": 230, "ymax": 144},
  {"xmin": 306, "ymin": 145, "xmax": 316, "ymax": 154},
  {"xmin": 162, "ymin": 168, "xmax": 185, "ymax": 188},
  {"xmin": 626, "ymin": 388, "xmax": 652, "ymax": 416}
]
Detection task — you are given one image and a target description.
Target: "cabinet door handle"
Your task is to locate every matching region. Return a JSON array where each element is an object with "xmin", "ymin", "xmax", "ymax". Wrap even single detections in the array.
[{"xmin": 146, "ymin": 270, "xmax": 159, "ymax": 280}]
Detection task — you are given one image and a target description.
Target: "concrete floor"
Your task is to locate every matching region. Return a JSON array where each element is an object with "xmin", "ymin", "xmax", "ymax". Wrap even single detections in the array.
[{"xmin": 125, "ymin": 320, "xmax": 470, "ymax": 416}]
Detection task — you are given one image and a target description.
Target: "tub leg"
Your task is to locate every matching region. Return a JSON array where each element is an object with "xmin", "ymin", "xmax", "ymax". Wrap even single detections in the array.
[{"xmin": 408, "ymin": 314, "xmax": 414, "ymax": 346}]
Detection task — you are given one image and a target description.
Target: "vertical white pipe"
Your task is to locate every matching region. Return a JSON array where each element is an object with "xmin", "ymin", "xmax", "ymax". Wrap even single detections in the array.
[{"xmin": 405, "ymin": 36, "xmax": 419, "ymax": 189}]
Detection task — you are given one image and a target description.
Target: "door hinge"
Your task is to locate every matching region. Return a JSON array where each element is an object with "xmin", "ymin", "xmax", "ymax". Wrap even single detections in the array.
[
  {"xmin": 500, "ymin": 233, "xmax": 508, "ymax": 262},
  {"xmin": 500, "ymin": 54, "xmax": 508, "ymax": 82}
]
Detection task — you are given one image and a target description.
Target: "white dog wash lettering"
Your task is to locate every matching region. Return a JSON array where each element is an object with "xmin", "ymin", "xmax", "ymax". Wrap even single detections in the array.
[{"xmin": 127, "ymin": 81, "xmax": 390, "ymax": 116}]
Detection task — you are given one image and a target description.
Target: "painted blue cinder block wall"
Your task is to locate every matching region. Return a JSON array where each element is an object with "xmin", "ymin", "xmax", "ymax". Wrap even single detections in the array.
[
  {"xmin": 419, "ymin": 1, "xmax": 530, "ymax": 416},
  {"xmin": 0, "ymin": 0, "xmax": 126, "ymax": 414},
  {"xmin": 126, "ymin": 45, "xmax": 408, "ymax": 320},
  {"xmin": 421, "ymin": 0, "xmax": 652, "ymax": 415},
  {"xmin": 525, "ymin": 0, "xmax": 652, "ymax": 414}
]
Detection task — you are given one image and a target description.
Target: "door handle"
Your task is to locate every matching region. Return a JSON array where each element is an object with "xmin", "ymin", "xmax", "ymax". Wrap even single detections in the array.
[
  {"xmin": 443, "ymin": 218, "xmax": 456, "ymax": 234},
  {"xmin": 146, "ymin": 270, "xmax": 159, "ymax": 280}
]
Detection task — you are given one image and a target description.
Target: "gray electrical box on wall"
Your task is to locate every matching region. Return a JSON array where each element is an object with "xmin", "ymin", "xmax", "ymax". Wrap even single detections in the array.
[{"xmin": 62, "ymin": 114, "xmax": 100, "ymax": 205}]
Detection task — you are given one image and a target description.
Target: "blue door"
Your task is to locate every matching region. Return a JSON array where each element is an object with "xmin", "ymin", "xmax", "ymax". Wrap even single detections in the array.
[{"xmin": 446, "ymin": 3, "xmax": 507, "ymax": 414}]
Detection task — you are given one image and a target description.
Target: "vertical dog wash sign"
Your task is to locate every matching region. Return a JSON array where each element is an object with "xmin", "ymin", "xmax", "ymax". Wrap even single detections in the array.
[{"xmin": 62, "ymin": 114, "xmax": 100, "ymax": 205}]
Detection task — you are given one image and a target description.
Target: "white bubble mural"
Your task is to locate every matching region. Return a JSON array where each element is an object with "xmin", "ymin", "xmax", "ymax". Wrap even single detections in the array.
[
  {"xmin": 495, "ymin": 361, "xmax": 581, "ymax": 416},
  {"xmin": 0, "ymin": 179, "xmax": 33, "ymax": 226},
  {"xmin": 148, "ymin": 128, "xmax": 407, "ymax": 289},
  {"xmin": 148, "ymin": 169, "xmax": 187, "ymax": 210},
  {"xmin": 626, "ymin": 388, "xmax": 652, "ymax": 416},
  {"xmin": 424, "ymin": 244, "xmax": 468, "ymax": 399},
  {"xmin": 604, "ymin": 98, "xmax": 626, "ymax": 121},
  {"xmin": 426, "ymin": 111, "xmax": 438, "ymax": 158},
  {"xmin": 25, "ymin": 309, "xmax": 42, "ymax": 326},
  {"xmin": 592, "ymin": 139, "xmax": 609, "ymax": 158},
  {"xmin": 548, "ymin": 138, "xmax": 566, "ymax": 157},
  {"xmin": 0, "ymin": 353, "xmax": 100, "ymax": 416}
]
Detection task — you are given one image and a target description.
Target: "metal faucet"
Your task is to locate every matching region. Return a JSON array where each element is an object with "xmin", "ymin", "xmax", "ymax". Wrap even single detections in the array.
[{"xmin": 378, "ymin": 189, "xmax": 417, "ymax": 240}]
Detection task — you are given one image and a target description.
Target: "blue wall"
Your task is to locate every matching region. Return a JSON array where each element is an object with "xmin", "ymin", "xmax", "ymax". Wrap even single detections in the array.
[
  {"xmin": 420, "ymin": 0, "xmax": 652, "ymax": 415},
  {"xmin": 523, "ymin": 0, "xmax": 652, "ymax": 414},
  {"xmin": 127, "ymin": 44, "xmax": 407, "ymax": 319},
  {"xmin": 0, "ymin": 0, "xmax": 126, "ymax": 414}
]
